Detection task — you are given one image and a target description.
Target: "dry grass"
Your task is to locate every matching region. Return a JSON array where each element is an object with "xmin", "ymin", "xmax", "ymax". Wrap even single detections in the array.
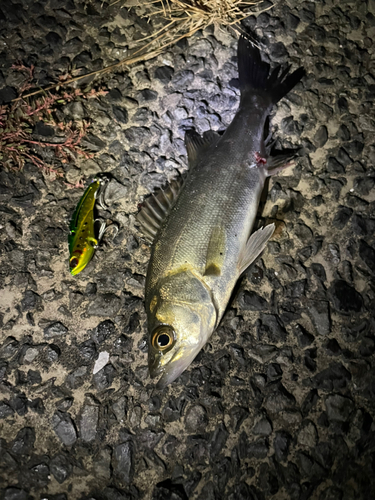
[
  {"xmin": 1, "ymin": 64, "xmax": 107, "ymax": 178},
  {"xmin": 131, "ymin": 0, "xmax": 272, "ymax": 58},
  {"xmin": 19, "ymin": 0, "xmax": 270, "ymax": 100},
  {"xmin": 141, "ymin": 0, "xmax": 267, "ymax": 40}
]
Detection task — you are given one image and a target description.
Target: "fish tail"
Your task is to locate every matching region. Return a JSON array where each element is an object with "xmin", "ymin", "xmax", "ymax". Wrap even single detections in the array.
[{"xmin": 238, "ymin": 36, "xmax": 305, "ymax": 105}]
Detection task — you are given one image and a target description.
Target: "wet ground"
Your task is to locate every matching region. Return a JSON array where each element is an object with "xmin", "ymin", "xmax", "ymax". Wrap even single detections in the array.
[{"xmin": 1, "ymin": 0, "xmax": 375, "ymax": 499}]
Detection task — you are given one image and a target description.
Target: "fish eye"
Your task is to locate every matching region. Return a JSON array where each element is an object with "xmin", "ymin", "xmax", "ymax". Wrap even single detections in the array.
[
  {"xmin": 152, "ymin": 325, "xmax": 175, "ymax": 352},
  {"xmin": 70, "ymin": 257, "xmax": 79, "ymax": 269}
]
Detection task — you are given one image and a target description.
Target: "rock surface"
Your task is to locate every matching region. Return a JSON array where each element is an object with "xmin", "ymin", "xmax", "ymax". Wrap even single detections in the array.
[{"xmin": 0, "ymin": 0, "xmax": 374, "ymax": 499}]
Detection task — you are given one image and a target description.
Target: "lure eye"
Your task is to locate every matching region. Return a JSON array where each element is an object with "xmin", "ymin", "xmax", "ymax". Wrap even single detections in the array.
[
  {"xmin": 151, "ymin": 325, "xmax": 175, "ymax": 352},
  {"xmin": 70, "ymin": 257, "xmax": 79, "ymax": 269}
]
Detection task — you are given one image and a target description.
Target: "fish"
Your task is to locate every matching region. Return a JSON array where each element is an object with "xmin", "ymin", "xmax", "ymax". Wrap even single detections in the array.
[
  {"xmin": 137, "ymin": 36, "xmax": 305, "ymax": 387},
  {"xmin": 68, "ymin": 175, "xmax": 109, "ymax": 276}
]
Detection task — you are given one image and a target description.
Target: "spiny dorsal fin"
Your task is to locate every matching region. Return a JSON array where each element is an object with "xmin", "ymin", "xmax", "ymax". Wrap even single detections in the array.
[
  {"xmin": 237, "ymin": 224, "xmax": 275, "ymax": 275},
  {"xmin": 185, "ymin": 129, "xmax": 220, "ymax": 168},
  {"xmin": 136, "ymin": 174, "xmax": 185, "ymax": 244}
]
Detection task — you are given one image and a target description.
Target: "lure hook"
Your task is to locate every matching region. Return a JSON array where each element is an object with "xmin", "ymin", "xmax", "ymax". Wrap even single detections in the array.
[
  {"xmin": 94, "ymin": 175, "xmax": 110, "ymax": 210},
  {"xmin": 94, "ymin": 218, "xmax": 119, "ymax": 245}
]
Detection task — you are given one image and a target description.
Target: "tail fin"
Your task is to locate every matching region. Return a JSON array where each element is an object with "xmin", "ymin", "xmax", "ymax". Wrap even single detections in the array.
[{"xmin": 238, "ymin": 36, "xmax": 305, "ymax": 105}]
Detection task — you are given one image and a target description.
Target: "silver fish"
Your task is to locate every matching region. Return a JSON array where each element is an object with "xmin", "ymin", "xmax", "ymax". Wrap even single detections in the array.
[{"xmin": 138, "ymin": 36, "xmax": 305, "ymax": 388}]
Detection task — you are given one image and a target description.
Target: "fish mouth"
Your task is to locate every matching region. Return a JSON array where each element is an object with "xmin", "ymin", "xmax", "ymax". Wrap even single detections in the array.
[{"xmin": 149, "ymin": 345, "xmax": 202, "ymax": 389}]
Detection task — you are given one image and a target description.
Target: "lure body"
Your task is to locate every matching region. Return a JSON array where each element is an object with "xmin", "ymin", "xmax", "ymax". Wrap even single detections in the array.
[{"xmin": 69, "ymin": 177, "xmax": 106, "ymax": 276}]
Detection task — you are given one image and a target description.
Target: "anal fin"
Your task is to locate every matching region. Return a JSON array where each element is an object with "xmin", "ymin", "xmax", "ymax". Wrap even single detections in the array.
[{"xmin": 238, "ymin": 224, "xmax": 275, "ymax": 275}]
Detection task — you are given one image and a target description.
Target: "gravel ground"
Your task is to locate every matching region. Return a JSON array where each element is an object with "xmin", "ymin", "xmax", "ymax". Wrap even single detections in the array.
[{"xmin": 1, "ymin": 0, "xmax": 375, "ymax": 499}]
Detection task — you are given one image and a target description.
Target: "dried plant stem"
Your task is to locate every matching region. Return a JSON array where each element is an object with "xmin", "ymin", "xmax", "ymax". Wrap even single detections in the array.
[
  {"xmin": 14, "ymin": 47, "xmax": 163, "ymax": 101},
  {"xmin": 14, "ymin": 0, "xmax": 271, "ymax": 101}
]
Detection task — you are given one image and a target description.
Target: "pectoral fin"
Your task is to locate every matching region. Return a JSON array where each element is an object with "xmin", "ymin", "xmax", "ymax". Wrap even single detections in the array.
[
  {"xmin": 237, "ymin": 224, "xmax": 275, "ymax": 275},
  {"xmin": 204, "ymin": 225, "xmax": 226, "ymax": 276},
  {"xmin": 266, "ymin": 151, "xmax": 298, "ymax": 176}
]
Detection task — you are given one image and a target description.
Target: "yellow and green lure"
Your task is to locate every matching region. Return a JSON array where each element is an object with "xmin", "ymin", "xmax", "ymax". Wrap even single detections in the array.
[{"xmin": 68, "ymin": 176, "xmax": 109, "ymax": 276}]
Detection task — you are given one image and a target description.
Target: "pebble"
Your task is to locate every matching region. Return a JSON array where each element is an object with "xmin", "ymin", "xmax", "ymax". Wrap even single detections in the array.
[
  {"xmin": 332, "ymin": 207, "xmax": 353, "ymax": 229},
  {"xmin": 65, "ymin": 366, "xmax": 87, "ymax": 389},
  {"xmin": 86, "ymin": 293, "xmax": 122, "ymax": 317},
  {"xmin": 306, "ymin": 300, "xmax": 331, "ymax": 336},
  {"xmin": 10, "ymin": 394, "xmax": 28, "ymax": 416},
  {"xmin": 329, "ymin": 280, "xmax": 363, "ymax": 313},
  {"xmin": 93, "ymin": 364, "xmax": 115, "ymax": 390},
  {"xmin": 253, "ymin": 417, "xmax": 272, "ymax": 436},
  {"xmin": 50, "ymin": 453, "xmax": 73, "ymax": 483},
  {"xmin": 238, "ymin": 290, "xmax": 269, "ymax": 311},
  {"xmin": 44, "ymin": 322, "xmax": 68, "ymax": 339},
  {"xmin": 93, "ymin": 320, "xmax": 117, "ymax": 344},
  {"xmin": 264, "ymin": 384, "xmax": 296, "ymax": 414},
  {"xmin": 358, "ymin": 240, "xmax": 375, "ymax": 273},
  {"xmin": 314, "ymin": 125, "xmax": 328, "ymax": 147},
  {"xmin": 93, "ymin": 448, "xmax": 111, "ymax": 481},
  {"xmin": 93, "ymin": 351, "xmax": 110, "ymax": 374},
  {"xmin": 2, "ymin": 489, "xmax": 28, "ymax": 500},
  {"xmin": 22, "ymin": 347, "xmax": 39, "ymax": 363},
  {"xmin": 112, "ymin": 440, "xmax": 135, "ymax": 484},
  {"xmin": 11, "ymin": 427, "xmax": 35, "ymax": 455},
  {"xmin": 21, "ymin": 290, "xmax": 41, "ymax": 311},
  {"xmin": 210, "ymin": 423, "xmax": 229, "ymax": 458},
  {"xmin": 297, "ymin": 421, "xmax": 318, "ymax": 447},
  {"xmin": 45, "ymin": 344, "xmax": 60, "ymax": 363},
  {"xmin": 185, "ymin": 405, "xmax": 208, "ymax": 432},
  {"xmin": 52, "ymin": 411, "xmax": 77, "ymax": 446},
  {"xmin": 154, "ymin": 65, "xmax": 174, "ymax": 83},
  {"xmin": 103, "ymin": 179, "xmax": 130, "ymax": 205},
  {"xmin": 78, "ymin": 340, "xmax": 97, "ymax": 363},
  {"xmin": 112, "ymin": 105, "xmax": 128, "ymax": 124},
  {"xmin": 0, "ymin": 86, "xmax": 17, "ymax": 104},
  {"xmin": 172, "ymin": 70, "xmax": 194, "ymax": 89},
  {"xmin": 325, "ymin": 394, "xmax": 354, "ymax": 422},
  {"xmin": 80, "ymin": 405, "xmax": 99, "ymax": 442}
]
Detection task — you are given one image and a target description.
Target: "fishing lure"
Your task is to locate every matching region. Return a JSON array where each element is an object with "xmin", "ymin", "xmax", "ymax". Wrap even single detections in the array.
[{"xmin": 68, "ymin": 175, "xmax": 110, "ymax": 276}]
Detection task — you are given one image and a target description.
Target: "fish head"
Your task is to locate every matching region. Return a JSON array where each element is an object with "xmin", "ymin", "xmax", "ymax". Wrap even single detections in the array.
[{"xmin": 147, "ymin": 271, "xmax": 217, "ymax": 388}]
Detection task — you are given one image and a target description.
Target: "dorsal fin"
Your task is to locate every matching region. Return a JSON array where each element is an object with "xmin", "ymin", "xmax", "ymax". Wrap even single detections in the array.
[
  {"xmin": 136, "ymin": 174, "xmax": 185, "ymax": 243},
  {"xmin": 185, "ymin": 129, "xmax": 220, "ymax": 168}
]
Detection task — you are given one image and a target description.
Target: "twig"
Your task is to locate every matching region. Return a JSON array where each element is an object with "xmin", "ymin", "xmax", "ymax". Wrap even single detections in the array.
[{"xmin": 13, "ymin": 48, "xmax": 164, "ymax": 102}]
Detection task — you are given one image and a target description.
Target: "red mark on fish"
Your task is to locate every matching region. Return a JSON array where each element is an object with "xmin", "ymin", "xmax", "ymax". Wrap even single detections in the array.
[{"xmin": 255, "ymin": 152, "xmax": 267, "ymax": 165}]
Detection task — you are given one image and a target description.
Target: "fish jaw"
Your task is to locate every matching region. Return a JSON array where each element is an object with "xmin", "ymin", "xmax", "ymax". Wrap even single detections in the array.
[{"xmin": 150, "ymin": 342, "xmax": 205, "ymax": 389}]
